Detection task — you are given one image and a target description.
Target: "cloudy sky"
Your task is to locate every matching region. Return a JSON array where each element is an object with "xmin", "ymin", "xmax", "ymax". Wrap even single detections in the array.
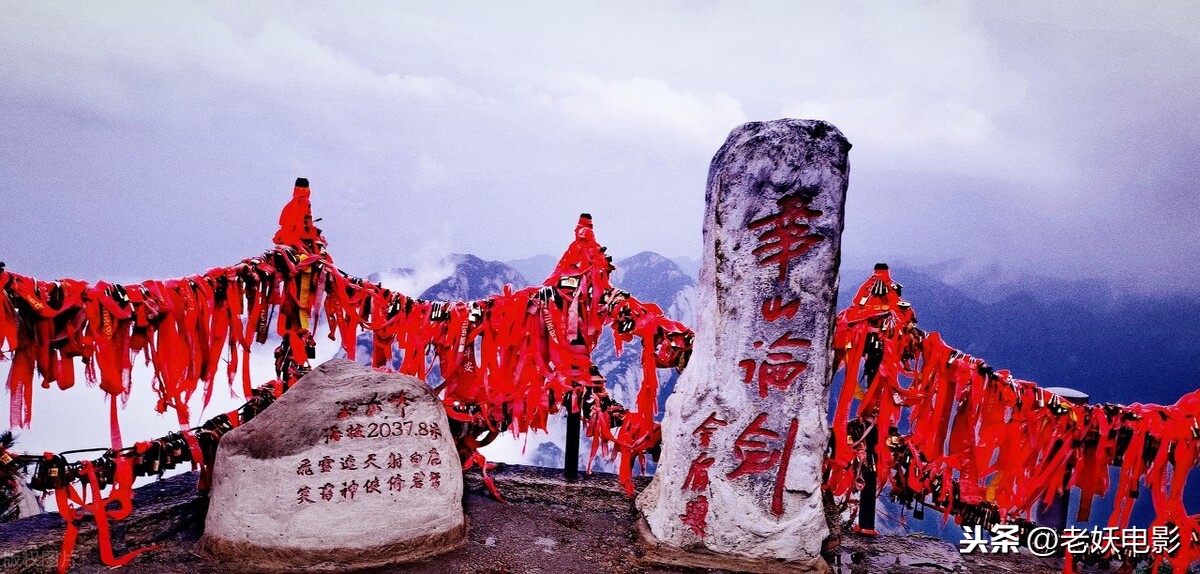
[{"xmin": 2, "ymin": 2, "xmax": 1198, "ymax": 292}]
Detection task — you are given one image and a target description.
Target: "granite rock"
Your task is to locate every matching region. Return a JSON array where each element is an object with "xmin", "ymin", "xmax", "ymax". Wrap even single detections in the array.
[
  {"xmin": 198, "ymin": 359, "xmax": 465, "ymax": 571},
  {"xmin": 637, "ymin": 119, "xmax": 851, "ymax": 573}
]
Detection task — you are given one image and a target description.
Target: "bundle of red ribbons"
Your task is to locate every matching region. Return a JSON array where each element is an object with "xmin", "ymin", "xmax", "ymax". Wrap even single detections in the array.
[
  {"xmin": 827, "ymin": 264, "xmax": 1200, "ymax": 571},
  {"xmin": 0, "ymin": 179, "xmax": 693, "ymax": 571}
]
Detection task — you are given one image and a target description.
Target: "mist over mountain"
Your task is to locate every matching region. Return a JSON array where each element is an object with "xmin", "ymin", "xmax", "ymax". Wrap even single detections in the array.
[
  {"xmin": 839, "ymin": 263, "xmax": 1200, "ymax": 408},
  {"xmin": 611, "ymin": 252, "xmax": 696, "ymax": 314},
  {"xmin": 366, "ymin": 266, "xmax": 416, "ymax": 286},
  {"xmin": 669, "ymin": 256, "xmax": 701, "ymax": 280},
  {"xmin": 420, "ymin": 254, "xmax": 529, "ymax": 301},
  {"xmin": 505, "ymin": 254, "xmax": 558, "ymax": 285},
  {"xmin": 347, "ymin": 254, "xmax": 532, "ymax": 367}
]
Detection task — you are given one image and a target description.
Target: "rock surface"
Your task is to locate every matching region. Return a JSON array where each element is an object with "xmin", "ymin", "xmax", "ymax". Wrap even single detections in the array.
[
  {"xmin": 637, "ymin": 119, "xmax": 851, "ymax": 573},
  {"xmin": 0, "ymin": 466, "xmax": 1078, "ymax": 573},
  {"xmin": 14, "ymin": 481, "xmax": 42, "ymax": 518},
  {"xmin": 198, "ymin": 358, "xmax": 465, "ymax": 571}
]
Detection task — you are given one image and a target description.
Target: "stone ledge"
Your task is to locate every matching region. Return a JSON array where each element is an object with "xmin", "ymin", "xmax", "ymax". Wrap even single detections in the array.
[
  {"xmin": 196, "ymin": 518, "xmax": 467, "ymax": 572},
  {"xmin": 463, "ymin": 462, "xmax": 651, "ymax": 511},
  {"xmin": 636, "ymin": 517, "xmax": 832, "ymax": 574},
  {"xmin": 0, "ymin": 466, "xmax": 1079, "ymax": 573},
  {"xmin": 0, "ymin": 464, "xmax": 647, "ymax": 573}
]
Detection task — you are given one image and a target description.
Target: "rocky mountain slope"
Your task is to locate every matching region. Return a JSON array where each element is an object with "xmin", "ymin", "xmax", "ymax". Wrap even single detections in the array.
[{"xmin": 420, "ymin": 254, "xmax": 529, "ymax": 301}]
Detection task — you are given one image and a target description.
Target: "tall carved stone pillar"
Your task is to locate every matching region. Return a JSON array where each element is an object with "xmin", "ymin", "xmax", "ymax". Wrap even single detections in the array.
[{"xmin": 637, "ymin": 119, "xmax": 851, "ymax": 573}]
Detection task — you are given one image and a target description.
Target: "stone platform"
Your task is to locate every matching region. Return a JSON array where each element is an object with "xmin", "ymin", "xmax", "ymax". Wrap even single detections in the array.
[{"xmin": 0, "ymin": 465, "xmax": 1076, "ymax": 573}]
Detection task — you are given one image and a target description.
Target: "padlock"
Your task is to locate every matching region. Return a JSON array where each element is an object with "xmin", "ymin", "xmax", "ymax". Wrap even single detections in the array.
[
  {"xmin": 165, "ymin": 432, "xmax": 191, "ymax": 464},
  {"xmin": 1142, "ymin": 433, "xmax": 1161, "ymax": 466},
  {"xmin": 430, "ymin": 301, "xmax": 450, "ymax": 322},
  {"xmin": 206, "ymin": 414, "xmax": 235, "ymax": 434},
  {"xmin": 94, "ymin": 454, "xmax": 118, "ymax": 489},
  {"xmin": 138, "ymin": 441, "xmax": 165, "ymax": 476},
  {"xmin": 1048, "ymin": 397, "xmax": 1070, "ymax": 416},
  {"xmin": 211, "ymin": 275, "xmax": 229, "ymax": 305},
  {"xmin": 255, "ymin": 304, "xmax": 271, "ymax": 344},
  {"xmin": 558, "ymin": 275, "xmax": 580, "ymax": 290},
  {"xmin": 196, "ymin": 430, "xmax": 222, "ymax": 466},
  {"xmin": 1112, "ymin": 426, "xmax": 1134, "ymax": 467},
  {"xmin": 305, "ymin": 331, "xmax": 317, "ymax": 360},
  {"xmin": 605, "ymin": 289, "xmax": 629, "ymax": 309},
  {"xmin": 32, "ymin": 454, "xmax": 68, "ymax": 491},
  {"xmin": 869, "ymin": 278, "xmax": 888, "ymax": 297},
  {"xmin": 387, "ymin": 296, "xmax": 403, "ymax": 318}
]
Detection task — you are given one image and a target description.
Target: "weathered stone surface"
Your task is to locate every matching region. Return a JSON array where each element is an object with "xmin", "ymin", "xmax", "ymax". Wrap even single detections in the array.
[
  {"xmin": 463, "ymin": 463, "xmax": 651, "ymax": 512},
  {"xmin": 198, "ymin": 358, "xmax": 465, "ymax": 571},
  {"xmin": 14, "ymin": 481, "xmax": 42, "ymax": 518},
  {"xmin": 637, "ymin": 119, "xmax": 850, "ymax": 572}
]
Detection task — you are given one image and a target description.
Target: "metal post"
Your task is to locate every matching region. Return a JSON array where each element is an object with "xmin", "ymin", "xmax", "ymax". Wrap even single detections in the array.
[
  {"xmin": 856, "ymin": 422, "xmax": 879, "ymax": 535},
  {"xmin": 564, "ymin": 404, "xmax": 581, "ymax": 481}
]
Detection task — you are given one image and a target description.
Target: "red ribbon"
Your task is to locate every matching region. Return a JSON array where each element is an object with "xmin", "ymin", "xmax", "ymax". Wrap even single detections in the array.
[
  {"xmin": 54, "ymin": 458, "xmax": 160, "ymax": 573},
  {"xmin": 3, "ymin": 180, "xmax": 694, "ymax": 571},
  {"xmin": 828, "ymin": 268, "xmax": 1200, "ymax": 571}
]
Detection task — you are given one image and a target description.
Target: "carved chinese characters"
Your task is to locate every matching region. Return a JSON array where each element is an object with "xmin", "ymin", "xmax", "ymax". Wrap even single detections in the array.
[
  {"xmin": 638, "ymin": 120, "xmax": 850, "ymax": 573},
  {"xmin": 199, "ymin": 359, "xmax": 465, "ymax": 571},
  {"xmin": 289, "ymin": 391, "xmax": 447, "ymax": 510}
]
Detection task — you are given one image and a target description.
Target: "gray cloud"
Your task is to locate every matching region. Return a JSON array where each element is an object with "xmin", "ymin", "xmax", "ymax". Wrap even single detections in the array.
[{"xmin": 1, "ymin": 2, "xmax": 1197, "ymax": 291}]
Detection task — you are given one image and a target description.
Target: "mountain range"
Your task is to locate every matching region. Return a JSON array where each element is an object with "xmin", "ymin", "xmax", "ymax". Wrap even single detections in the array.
[{"xmin": 838, "ymin": 263, "xmax": 1200, "ymax": 408}]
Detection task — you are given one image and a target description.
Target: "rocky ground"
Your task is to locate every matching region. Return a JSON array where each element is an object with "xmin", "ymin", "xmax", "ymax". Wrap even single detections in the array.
[{"xmin": 0, "ymin": 465, "xmax": 1105, "ymax": 574}]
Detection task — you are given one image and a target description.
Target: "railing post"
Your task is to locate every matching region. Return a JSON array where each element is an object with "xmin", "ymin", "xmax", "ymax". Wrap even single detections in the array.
[
  {"xmin": 1037, "ymin": 387, "xmax": 1089, "ymax": 530},
  {"xmin": 564, "ymin": 405, "xmax": 581, "ymax": 481},
  {"xmin": 856, "ymin": 421, "xmax": 879, "ymax": 535}
]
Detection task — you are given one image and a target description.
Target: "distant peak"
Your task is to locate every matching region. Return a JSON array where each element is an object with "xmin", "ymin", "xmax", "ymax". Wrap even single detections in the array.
[
  {"xmin": 419, "ymin": 253, "xmax": 530, "ymax": 301},
  {"xmin": 618, "ymin": 251, "xmax": 673, "ymax": 266},
  {"xmin": 446, "ymin": 253, "xmax": 482, "ymax": 265},
  {"xmin": 611, "ymin": 251, "xmax": 695, "ymax": 298}
]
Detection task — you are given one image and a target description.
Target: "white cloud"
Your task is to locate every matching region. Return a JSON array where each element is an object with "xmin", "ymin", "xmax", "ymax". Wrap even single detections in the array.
[
  {"xmin": 533, "ymin": 73, "xmax": 748, "ymax": 144},
  {"xmin": 784, "ymin": 95, "xmax": 995, "ymax": 150},
  {"xmin": 1, "ymin": 1, "xmax": 1197, "ymax": 294},
  {"xmin": 373, "ymin": 256, "xmax": 457, "ymax": 296},
  {"xmin": 236, "ymin": 21, "xmax": 464, "ymax": 100}
]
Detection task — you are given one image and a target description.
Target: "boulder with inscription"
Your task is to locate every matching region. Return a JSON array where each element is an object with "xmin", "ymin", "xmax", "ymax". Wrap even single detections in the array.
[
  {"xmin": 198, "ymin": 359, "xmax": 465, "ymax": 571},
  {"xmin": 637, "ymin": 119, "xmax": 850, "ymax": 573}
]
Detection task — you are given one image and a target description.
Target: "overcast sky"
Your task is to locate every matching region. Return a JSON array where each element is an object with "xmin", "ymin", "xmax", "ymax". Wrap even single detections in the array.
[{"xmin": 2, "ymin": 2, "xmax": 1198, "ymax": 291}]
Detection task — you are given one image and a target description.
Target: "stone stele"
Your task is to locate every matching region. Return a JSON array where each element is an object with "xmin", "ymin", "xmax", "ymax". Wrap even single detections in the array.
[
  {"xmin": 198, "ymin": 358, "xmax": 465, "ymax": 571},
  {"xmin": 637, "ymin": 119, "xmax": 850, "ymax": 574}
]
